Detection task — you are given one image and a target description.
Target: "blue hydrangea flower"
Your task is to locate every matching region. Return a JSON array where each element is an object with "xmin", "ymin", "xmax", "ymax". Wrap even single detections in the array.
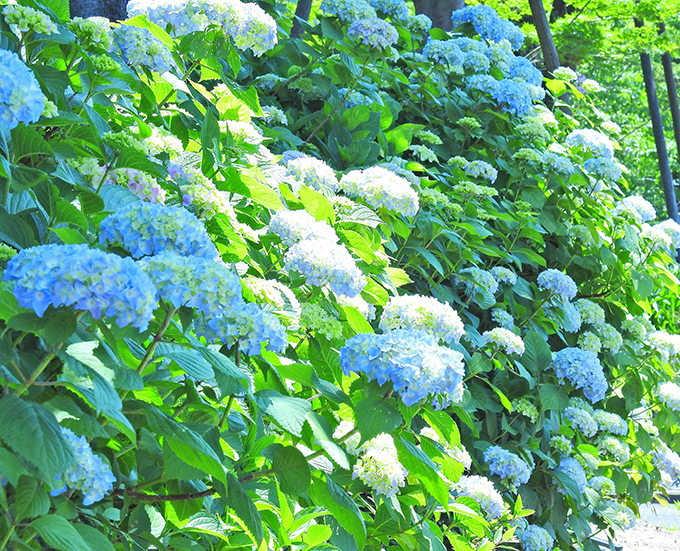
[
  {"xmin": 506, "ymin": 56, "xmax": 543, "ymax": 87},
  {"xmin": 552, "ymin": 300, "xmax": 583, "ymax": 333},
  {"xmin": 612, "ymin": 195, "xmax": 656, "ymax": 224},
  {"xmin": 575, "ymin": 299, "xmax": 605, "ymax": 326},
  {"xmin": 378, "ymin": 162, "xmax": 420, "ymax": 187},
  {"xmin": 654, "ymin": 219, "xmax": 680, "ymax": 249},
  {"xmin": 457, "ymin": 267, "xmax": 499, "ymax": 296},
  {"xmin": 451, "ymin": 5, "xmax": 524, "ymax": 50},
  {"xmin": 657, "ymin": 382, "xmax": 680, "ymax": 411},
  {"xmin": 369, "ymin": 0, "xmax": 409, "ymax": 18},
  {"xmin": 50, "ymin": 428, "xmax": 116, "ymax": 506},
  {"xmin": 379, "ymin": 295, "xmax": 464, "ymax": 344},
  {"xmin": 0, "ymin": 50, "xmax": 46, "ymax": 131},
  {"xmin": 553, "ymin": 347, "xmax": 608, "ymax": 403},
  {"xmin": 284, "ymin": 152, "xmax": 339, "ymax": 192},
  {"xmin": 320, "ymin": 0, "xmax": 376, "ymax": 20},
  {"xmin": 100, "ymin": 202, "xmax": 218, "ymax": 259},
  {"xmin": 228, "ymin": 2, "xmax": 278, "ymax": 56},
  {"xmin": 537, "ymin": 269, "xmax": 577, "ymax": 301},
  {"xmin": 347, "ymin": 17, "xmax": 398, "ymax": 49},
  {"xmin": 490, "ymin": 267, "xmax": 517, "ymax": 285},
  {"xmin": 340, "ymin": 330, "xmax": 466, "ymax": 409},
  {"xmin": 463, "ymin": 160, "xmax": 498, "ymax": 183},
  {"xmin": 565, "ymin": 129, "xmax": 615, "ymax": 160},
  {"xmin": 491, "ymin": 309, "xmax": 514, "ymax": 329},
  {"xmin": 339, "ymin": 166, "xmax": 419, "ymax": 218},
  {"xmin": 542, "ymin": 151, "xmax": 576, "ymax": 175},
  {"xmin": 517, "ymin": 524, "xmax": 554, "ymax": 551},
  {"xmin": 653, "ymin": 441, "xmax": 680, "ymax": 483},
  {"xmin": 422, "ymin": 39, "xmax": 465, "ymax": 73},
  {"xmin": 584, "ymin": 157, "xmax": 622, "ymax": 182},
  {"xmin": 483, "ymin": 446, "xmax": 533, "ymax": 491},
  {"xmin": 405, "ymin": 13, "xmax": 432, "ymax": 33},
  {"xmin": 588, "ymin": 476, "xmax": 616, "ymax": 496},
  {"xmin": 452, "ymin": 475, "xmax": 506, "ymax": 519},
  {"xmin": 555, "ymin": 456, "xmax": 587, "ymax": 494},
  {"xmin": 4, "ymin": 244, "xmax": 157, "ymax": 330},
  {"xmin": 112, "ymin": 25, "xmax": 176, "ymax": 74},
  {"xmin": 467, "ymin": 75, "xmax": 535, "ymax": 116},
  {"xmin": 483, "ymin": 327, "xmax": 525, "ymax": 355},
  {"xmin": 564, "ymin": 406, "xmax": 598, "ymax": 437},
  {"xmin": 269, "ymin": 210, "xmax": 338, "ymax": 246},
  {"xmin": 139, "ymin": 253, "xmax": 241, "ymax": 315},
  {"xmin": 197, "ymin": 301, "xmax": 287, "ymax": 356},
  {"xmin": 285, "ymin": 238, "xmax": 366, "ymax": 297}
]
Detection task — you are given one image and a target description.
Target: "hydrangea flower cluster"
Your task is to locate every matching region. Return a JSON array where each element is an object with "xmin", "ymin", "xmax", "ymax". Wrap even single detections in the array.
[
  {"xmin": 552, "ymin": 300, "xmax": 583, "ymax": 333},
  {"xmin": 575, "ymin": 299, "xmax": 605, "ymax": 326},
  {"xmin": 67, "ymin": 17, "xmax": 112, "ymax": 50},
  {"xmin": 564, "ymin": 406, "xmax": 598, "ymax": 437},
  {"xmin": 170, "ymin": 164, "xmax": 237, "ymax": 222},
  {"xmin": 419, "ymin": 427, "xmax": 471, "ymax": 468},
  {"xmin": 106, "ymin": 168, "xmax": 166, "ymax": 204},
  {"xmin": 584, "ymin": 157, "xmax": 622, "ymax": 182},
  {"xmin": 517, "ymin": 524, "xmax": 554, "ymax": 551},
  {"xmin": 599, "ymin": 323, "xmax": 623, "ymax": 353},
  {"xmin": 602, "ymin": 501, "xmax": 636, "ymax": 530},
  {"xmin": 112, "ymin": 26, "xmax": 175, "ymax": 74},
  {"xmin": 50, "ymin": 428, "xmax": 116, "ymax": 506},
  {"xmin": 450, "ymin": 5, "xmax": 524, "ymax": 50},
  {"xmin": 139, "ymin": 253, "xmax": 241, "ymax": 315},
  {"xmin": 282, "ymin": 153, "xmax": 341, "ymax": 194},
  {"xmin": 612, "ymin": 195, "xmax": 656, "ymax": 223},
  {"xmin": 537, "ymin": 269, "xmax": 578, "ymax": 301},
  {"xmin": 483, "ymin": 328, "xmax": 525, "ymax": 355},
  {"xmin": 300, "ymin": 303, "xmax": 343, "ymax": 340},
  {"xmin": 654, "ymin": 219, "xmax": 680, "ymax": 249},
  {"xmin": 320, "ymin": 0, "xmax": 376, "ymax": 20},
  {"xmin": 588, "ymin": 475, "xmax": 616, "ymax": 496},
  {"xmin": 269, "ymin": 210, "xmax": 338, "ymax": 246},
  {"xmin": 369, "ymin": 0, "xmax": 409, "ymax": 18},
  {"xmin": 378, "ymin": 295, "xmax": 464, "ymax": 344},
  {"xmin": 457, "ymin": 267, "xmax": 499, "ymax": 295},
  {"xmin": 462, "ymin": 160, "xmax": 498, "ymax": 183},
  {"xmin": 578, "ymin": 332, "xmax": 602, "ymax": 354},
  {"xmin": 542, "ymin": 151, "xmax": 576, "ymax": 174},
  {"xmin": 339, "ymin": 167, "xmax": 419, "ymax": 217},
  {"xmin": 146, "ymin": 125, "xmax": 183, "ymax": 158},
  {"xmin": 285, "ymin": 239, "xmax": 366, "ymax": 297},
  {"xmin": 511, "ymin": 398, "xmax": 538, "ymax": 422},
  {"xmin": 4, "ymin": 244, "xmax": 157, "ymax": 330},
  {"xmin": 598, "ymin": 435, "xmax": 630, "ymax": 463},
  {"xmin": 410, "ymin": 145, "xmax": 438, "ymax": 163},
  {"xmin": 405, "ymin": 13, "xmax": 432, "ymax": 33},
  {"xmin": 555, "ymin": 457, "xmax": 587, "ymax": 494},
  {"xmin": 452, "ymin": 475, "xmax": 506, "ymax": 519},
  {"xmin": 3, "ymin": 4, "xmax": 57, "ymax": 34},
  {"xmin": 0, "ymin": 50, "xmax": 46, "ymax": 130},
  {"xmin": 352, "ymin": 433, "xmax": 408, "ymax": 497},
  {"xmin": 647, "ymin": 331, "xmax": 680, "ymax": 363},
  {"xmin": 490, "ymin": 267, "xmax": 517, "ymax": 286},
  {"xmin": 553, "ymin": 347, "xmax": 607, "ymax": 403},
  {"xmin": 422, "ymin": 39, "xmax": 464, "ymax": 73},
  {"xmin": 491, "ymin": 309, "xmax": 514, "ymax": 329},
  {"xmin": 550, "ymin": 435, "xmax": 572, "ymax": 456},
  {"xmin": 347, "ymin": 17, "xmax": 398, "ymax": 50},
  {"xmin": 657, "ymin": 382, "xmax": 680, "ymax": 411},
  {"xmin": 467, "ymin": 75, "xmax": 537, "ymax": 117},
  {"xmin": 244, "ymin": 277, "xmax": 301, "ymax": 326},
  {"xmin": 340, "ymin": 330, "xmax": 466, "ymax": 409},
  {"xmin": 483, "ymin": 446, "xmax": 532, "ymax": 491},
  {"xmin": 100, "ymin": 202, "xmax": 218, "ymax": 259},
  {"xmin": 640, "ymin": 223, "xmax": 673, "ymax": 252},
  {"xmin": 197, "ymin": 302, "xmax": 287, "ymax": 356},
  {"xmin": 652, "ymin": 441, "xmax": 680, "ymax": 483},
  {"xmin": 564, "ymin": 129, "xmax": 615, "ymax": 160}
]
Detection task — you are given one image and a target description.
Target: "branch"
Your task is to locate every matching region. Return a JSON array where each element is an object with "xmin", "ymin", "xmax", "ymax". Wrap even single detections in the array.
[{"xmin": 112, "ymin": 488, "xmax": 216, "ymax": 502}]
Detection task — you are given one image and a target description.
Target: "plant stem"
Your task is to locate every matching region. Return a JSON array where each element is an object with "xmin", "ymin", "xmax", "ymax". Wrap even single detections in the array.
[
  {"xmin": 13, "ymin": 346, "xmax": 62, "ymax": 396},
  {"xmin": 217, "ymin": 395, "xmax": 235, "ymax": 431},
  {"xmin": 137, "ymin": 308, "xmax": 178, "ymax": 374},
  {"xmin": 0, "ymin": 522, "xmax": 15, "ymax": 551}
]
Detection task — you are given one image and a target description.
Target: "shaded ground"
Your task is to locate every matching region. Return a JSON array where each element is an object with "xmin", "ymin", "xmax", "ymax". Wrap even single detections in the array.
[{"xmin": 613, "ymin": 503, "xmax": 680, "ymax": 550}]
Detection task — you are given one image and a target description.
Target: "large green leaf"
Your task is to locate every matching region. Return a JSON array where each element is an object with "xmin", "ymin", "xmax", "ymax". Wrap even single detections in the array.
[
  {"xmin": 0, "ymin": 395, "xmax": 74, "ymax": 480},
  {"xmin": 14, "ymin": 475, "xmax": 50, "ymax": 521},
  {"xmin": 155, "ymin": 343, "xmax": 214, "ymax": 380},
  {"xmin": 226, "ymin": 473, "xmax": 263, "ymax": 543},
  {"xmin": 272, "ymin": 446, "xmax": 311, "ymax": 494},
  {"xmin": 254, "ymin": 390, "xmax": 311, "ymax": 437},
  {"xmin": 396, "ymin": 437, "xmax": 449, "ymax": 506},
  {"xmin": 30, "ymin": 515, "xmax": 91, "ymax": 551},
  {"xmin": 523, "ymin": 331, "xmax": 552, "ymax": 374},
  {"xmin": 305, "ymin": 412, "xmax": 350, "ymax": 469},
  {"xmin": 354, "ymin": 395, "xmax": 402, "ymax": 443}
]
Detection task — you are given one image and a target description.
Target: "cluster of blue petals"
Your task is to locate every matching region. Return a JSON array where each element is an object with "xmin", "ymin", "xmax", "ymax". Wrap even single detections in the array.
[
  {"xmin": 553, "ymin": 347, "xmax": 608, "ymax": 403},
  {"xmin": 0, "ymin": 50, "xmax": 46, "ymax": 130},
  {"xmin": 483, "ymin": 445, "xmax": 533, "ymax": 491},
  {"xmin": 450, "ymin": 5, "xmax": 525, "ymax": 50}
]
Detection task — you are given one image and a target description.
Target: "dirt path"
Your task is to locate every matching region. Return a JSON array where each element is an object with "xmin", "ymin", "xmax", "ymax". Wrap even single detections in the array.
[{"xmin": 612, "ymin": 503, "xmax": 680, "ymax": 550}]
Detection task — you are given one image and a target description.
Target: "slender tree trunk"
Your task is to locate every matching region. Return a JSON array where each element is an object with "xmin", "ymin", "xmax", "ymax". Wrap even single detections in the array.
[
  {"xmin": 659, "ymin": 23, "xmax": 680, "ymax": 165},
  {"xmin": 69, "ymin": 0, "xmax": 128, "ymax": 20},
  {"xmin": 635, "ymin": 19, "xmax": 679, "ymax": 222},
  {"xmin": 413, "ymin": 0, "xmax": 464, "ymax": 31},
  {"xmin": 291, "ymin": 0, "xmax": 312, "ymax": 39},
  {"xmin": 528, "ymin": 0, "xmax": 560, "ymax": 72}
]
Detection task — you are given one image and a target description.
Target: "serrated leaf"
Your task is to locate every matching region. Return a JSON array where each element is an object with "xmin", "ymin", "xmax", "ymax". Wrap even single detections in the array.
[
  {"xmin": 354, "ymin": 396, "xmax": 402, "ymax": 443},
  {"xmin": 30, "ymin": 515, "xmax": 91, "ymax": 551},
  {"xmin": 396, "ymin": 438, "xmax": 450, "ymax": 506},
  {"xmin": 523, "ymin": 331, "xmax": 552, "ymax": 374},
  {"xmin": 306, "ymin": 412, "xmax": 350, "ymax": 469},
  {"xmin": 254, "ymin": 390, "xmax": 311, "ymax": 437},
  {"xmin": 155, "ymin": 343, "xmax": 214, "ymax": 380},
  {"xmin": 299, "ymin": 187, "xmax": 335, "ymax": 223},
  {"xmin": 14, "ymin": 475, "xmax": 50, "ymax": 521},
  {"xmin": 72, "ymin": 524, "xmax": 116, "ymax": 551},
  {"xmin": 273, "ymin": 446, "xmax": 311, "ymax": 494},
  {"xmin": 226, "ymin": 473, "xmax": 263, "ymax": 543}
]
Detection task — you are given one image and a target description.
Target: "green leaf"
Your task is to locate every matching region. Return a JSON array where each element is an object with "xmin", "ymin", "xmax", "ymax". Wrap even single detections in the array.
[
  {"xmin": 311, "ymin": 373, "xmax": 351, "ymax": 404},
  {"xmin": 0, "ymin": 207, "xmax": 35, "ymax": 249},
  {"xmin": 49, "ymin": 227, "xmax": 87, "ymax": 244},
  {"xmin": 306, "ymin": 412, "xmax": 350, "ymax": 469},
  {"xmin": 396, "ymin": 438, "xmax": 450, "ymax": 506},
  {"xmin": 201, "ymin": 109, "xmax": 222, "ymax": 173},
  {"xmin": 14, "ymin": 475, "xmax": 50, "ymax": 521},
  {"xmin": 239, "ymin": 174, "xmax": 284, "ymax": 210},
  {"xmin": 298, "ymin": 187, "xmax": 335, "ymax": 222},
  {"xmin": 273, "ymin": 446, "xmax": 311, "ymax": 494},
  {"xmin": 0, "ymin": 395, "xmax": 75, "ymax": 480},
  {"xmin": 54, "ymin": 199, "xmax": 88, "ymax": 230},
  {"xmin": 340, "ymin": 305, "xmax": 374, "ymax": 335},
  {"xmin": 354, "ymin": 396, "xmax": 402, "ymax": 443},
  {"xmin": 309, "ymin": 474, "xmax": 366, "ymax": 548},
  {"xmin": 116, "ymin": 148, "xmax": 167, "ymax": 180},
  {"xmin": 72, "ymin": 524, "xmax": 116, "ymax": 551},
  {"xmin": 155, "ymin": 343, "xmax": 215, "ymax": 380},
  {"xmin": 522, "ymin": 331, "xmax": 552, "ymax": 374},
  {"xmin": 254, "ymin": 390, "xmax": 312, "ymax": 437},
  {"xmin": 0, "ymin": 447, "xmax": 28, "ymax": 486},
  {"xmin": 226, "ymin": 473, "xmax": 264, "ymax": 543},
  {"xmin": 539, "ymin": 384, "xmax": 569, "ymax": 411},
  {"xmin": 10, "ymin": 126, "xmax": 53, "ymax": 161},
  {"xmin": 30, "ymin": 515, "xmax": 92, "ymax": 551},
  {"xmin": 485, "ymin": 381, "xmax": 512, "ymax": 412}
]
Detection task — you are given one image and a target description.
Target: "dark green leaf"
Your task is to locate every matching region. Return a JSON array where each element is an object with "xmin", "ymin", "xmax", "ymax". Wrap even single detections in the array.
[
  {"xmin": 354, "ymin": 396, "xmax": 402, "ymax": 443},
  {"xmin": 273, "ymin": 446, "xmax": 311, "ymax": 494},
  {"xmin": 226, "ymin": 473, "xmax": 263, "ymax": 543},
  {"xmin": 254, "ymin": 390, "xmax": 311, "ymax": 437}
]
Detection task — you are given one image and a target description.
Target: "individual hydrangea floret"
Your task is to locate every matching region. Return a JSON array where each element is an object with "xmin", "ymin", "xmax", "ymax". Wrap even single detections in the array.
[
  {"xmin": 553, "ymin": 347, "xmax": 608, "ymax": 403},
  {"xmin": 550, "ymin": 435, "xmax": 572, "ymax": 456},
  {"xmin": 490, "ymin": 267, "xmax": 517, "ymax": 286},
  {"xmin": 511, "ymin": 398, "xmax": 538, "ymax": 423},
  {"xmin": 491, "ymin": 309, "xmax": 514, "ymax": 329},
  {"xmin": 588, "ymin": 475, "xmax": 616, "ymax": 496},
  {"xmin": 654, "ymin": 219, "xmax": 680, "ymax": 249},
  {"xmin": 4, "ymin": 244, "xmax": 157, "ymax": 330},
  {"xmin": 598, "ymin": 435, "xmax": 630, "ymax": 463},
  {"xmin": 553, "ymin": 66, "xmax": 577, "ymax": 81},
  {"xmin": 483, "ymin": 327, "xmax": 525, "ymax": 355},
  {"xmin": 347, "ymin": 17, "xmax": 398, "ymax": 50},
  {"xmin": 483, "ymin": 446, "xmax": 532, "ymax": 491},
  {"xmin": 139, "ymin": 253, "xmax": 241, "ymax": 315},
  {"xmin": 339, "ymin": 166, "xmax": 419, "ymax": 218},
  {"xmin": 612, "ymin": 195, "xmax": 656, "ymax": 224},
  {"xmin": 340, "ymin": 330, "xmax": 466, "ymax": 409},
  {"xmin": 537, "ymin": 269, "xmax": 578, "ymax": 301},
  {"xmin": 100, "ymin": 202, "xmax": 218, "ymax": 259},
  {"xmin": 457, "ymin": 267, "xmax": 499, "ymax": 296},
  {"xmin": 517, "ymin": 524, "xmax": 554, "ymax": 551},
  {"xmin": 50, "ymin": 428, "xmax": 116, "ymax": 506},
  {"xmin": 563, "ymin": 406, "xmax": 598, "ymax": 437},
  {"xmin": 3, "ymin": 4, "xmax": 57, "ymax": 34},
  {"xmin": 300, "ymin": 303, "xmax": 343, "ymax": 340},
  {"xmin": 0, "ymin": 50, "xmax": 46, "ymax": 131},
  {"xmin": 379, "ymin": 295, "xmax": 464, "ymax": 345},
  {"xmin": 657, "ymin": 382, "xmax": 680, "ymax": 411},
  {"xmin": 452, "ymin": 475, "xmax": 506, "ymax": 519},
  {"xmin": 112, "ymin": 25, "xmax": 175, "ymax": 74},
  {"xmin": 352, "ymin": 433, "xmax": 408, "ymax": 497},
  {"xmin": 555, "ymin": 457, "xmax": 587, "ymax": 494},
  {"xmin": 320, "ymin": 0, "xmax": 376, "ymax": 20},
  {"xmin": 269, "ymin": 210, "xmax": 338, "ymax": 246},
  {"xmin": 575, "ymin": 299, "xmax": 605, "ymax": 326},
  {"xmin": 285, "ymin": 239, "xmax": 366, "ymax": 297},
  {"xmin": 450, "ymin": 5, "xmax": 524, "ymax": 50}
]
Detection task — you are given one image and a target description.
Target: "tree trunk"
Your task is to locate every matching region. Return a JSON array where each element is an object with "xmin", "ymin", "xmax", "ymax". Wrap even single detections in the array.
[
  {"xmin": 69, "ymin": 0, "xmax": 128, "ymax": 21},
  {"xmin": 659, "ymin": 23, "xmax": 680, "ymax": 167},
  {"xmin": 413, "ymin": 0, "xmax": 464, "ymax": 31},
  {"xmin": 529, "ymin": 0, "xmax": 560, "ymax": 72},
  {"xmin": 635, "ymin": 19, "xmax": 679, "ymax": 222},
  {"xmin": 291, "ymin": 0, "xmax": 313, "ymax": 39}
]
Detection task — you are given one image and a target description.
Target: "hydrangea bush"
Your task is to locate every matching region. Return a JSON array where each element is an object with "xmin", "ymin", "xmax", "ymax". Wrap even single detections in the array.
[{"xmin": 0, "ymin": 2, "xmax": 679, "ymax": 551}]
